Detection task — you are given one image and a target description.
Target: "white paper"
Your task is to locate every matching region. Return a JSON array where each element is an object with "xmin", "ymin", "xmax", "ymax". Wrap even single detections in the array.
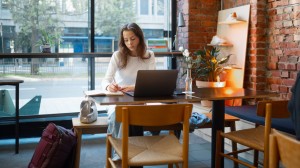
[{"xmin": 84, "ymin": 90, "xmax": 124, "ymax": 96}]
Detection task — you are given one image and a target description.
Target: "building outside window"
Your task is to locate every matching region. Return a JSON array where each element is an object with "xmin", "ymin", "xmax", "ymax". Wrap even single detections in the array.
[{"xmin": 0, "ymin": 0, "xmax": 173, "ymax": 117}]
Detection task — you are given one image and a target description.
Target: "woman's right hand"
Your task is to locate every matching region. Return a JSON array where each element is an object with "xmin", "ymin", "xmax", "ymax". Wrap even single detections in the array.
[{"xmin": 107, "ymin": 83, "xmax": 122, "ymax": 92}]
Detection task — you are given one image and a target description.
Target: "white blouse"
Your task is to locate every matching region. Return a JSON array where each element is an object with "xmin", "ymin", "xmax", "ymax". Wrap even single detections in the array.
[{"xmin": 101, "ymin": 50, "xmax": 156, "ymax": 90}]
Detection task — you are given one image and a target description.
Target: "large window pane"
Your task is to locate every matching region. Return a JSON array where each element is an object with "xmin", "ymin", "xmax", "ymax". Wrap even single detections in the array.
[
  {"xmin": 94, "ymin": 0, "xmax": 172, "ymax": 89},
  {"xmin": 0, "ymin": 0, "xmax": 173, "ymax": 117},
  {"xmin": 157, "ymin": 0, "xmax": 164, "ymax": 15},
  {"xmin": 1, "ymin": 0, "xmax": 90, "ymax": 117},
  {"xmin": 140, "ymin": 0, "xmax": 149, "ymax": 15}
]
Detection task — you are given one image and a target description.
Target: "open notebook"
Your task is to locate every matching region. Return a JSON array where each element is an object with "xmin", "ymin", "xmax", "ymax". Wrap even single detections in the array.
[
  {"xmin": 84, "ymin": 90, "xmax": 123, "ymax": 96},
  {"xmin": 124, "ymin": 70, "xmax": 179, "ymax": 97}
]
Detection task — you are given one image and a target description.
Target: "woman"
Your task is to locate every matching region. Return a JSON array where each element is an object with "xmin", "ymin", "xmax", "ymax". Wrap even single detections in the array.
[{"xmin": 102, "ymin": 23, "xmax": 156, "ymax": 138}]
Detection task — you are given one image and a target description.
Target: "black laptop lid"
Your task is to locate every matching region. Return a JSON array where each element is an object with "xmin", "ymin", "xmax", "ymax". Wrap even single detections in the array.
[{"xmin": 128, "ymin": 70, "xmax": 178, "ymax": 97}]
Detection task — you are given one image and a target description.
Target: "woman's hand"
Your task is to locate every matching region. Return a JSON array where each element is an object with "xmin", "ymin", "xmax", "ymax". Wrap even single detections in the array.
[
  {"xmin": 107, "ymin": 83, "xmax": 122, "ymax": 92},
  {"xmin": 120, "ymin": 85, "xmax": 135, "ymax": 92}
]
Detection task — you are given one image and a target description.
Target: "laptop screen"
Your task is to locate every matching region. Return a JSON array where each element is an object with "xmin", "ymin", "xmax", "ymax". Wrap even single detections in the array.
[{"xmin": 125, "ymin": 70, "xmax": 178, "ymax": 97}]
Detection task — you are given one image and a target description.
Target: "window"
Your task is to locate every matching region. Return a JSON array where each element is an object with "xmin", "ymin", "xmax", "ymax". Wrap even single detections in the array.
[
  {"xmin": 1, "ymin": 0, "xmax": 9, "ymax": 9},
  {"xmin": 0, "ymin": 0, "xmax": 173, "ymax": 116},
  {"xmin": 140, "ymin": 0, "xmax": 149, "ymax": 15},
  {"xmin": 157, "ymin": 0, "xmax": 164, "ymax": 15},
  {"xmin": 139, "ymin": 0, "xmax": 165, "ymax": 16}
]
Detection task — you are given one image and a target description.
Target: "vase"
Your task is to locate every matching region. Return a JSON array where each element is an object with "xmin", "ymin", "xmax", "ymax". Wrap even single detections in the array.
[{"xmin": 184, "ymin": 68, "xmax": 194, "ymax": 94}]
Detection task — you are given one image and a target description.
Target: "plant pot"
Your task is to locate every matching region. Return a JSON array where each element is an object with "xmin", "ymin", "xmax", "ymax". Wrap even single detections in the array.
[
  {"xmin": 40, "ymin": 44, "xmax": 51, "ymax": 53},
  {"xmin": 196, "ymin": 80, "xmax": 226, "ymax": 107}
]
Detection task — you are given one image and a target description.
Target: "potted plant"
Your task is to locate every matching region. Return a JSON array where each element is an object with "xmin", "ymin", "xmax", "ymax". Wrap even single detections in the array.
[
  {"xmin": 36, "ymin": 29, "xmax": 59, "ymax": 53},
  {"xmin": 180, "ymin": 46, "xmax": 232, "ymax": 106},
  {"xmin": 192, "ymin": 47, "xmax": 231, "ymax": 86}
]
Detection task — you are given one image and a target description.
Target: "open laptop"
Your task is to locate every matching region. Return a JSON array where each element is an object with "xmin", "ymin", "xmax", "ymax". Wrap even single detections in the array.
[{"xmin": 124, "ymin": 70, "xmax": 179, "ymax": 97}]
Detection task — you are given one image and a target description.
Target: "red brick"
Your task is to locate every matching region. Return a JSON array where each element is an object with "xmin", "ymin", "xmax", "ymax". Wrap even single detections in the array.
[
  {"xmin": 267, "ymin": 77, "xmax": 281, "ymax": 84},
  {"xmin": 279, "ymin": 86, "xmax": 289, "ymax": 93},
  {"xmin": 276, "ymin": 35, "xmax": 285, "ymax": 42},
  {"xmin": 278, "ymin": 62, "xmax": 286, "ymax": 69},
  {"xmin": 268, "ymin": 62, "xmax": 278, "ymax": 70},
  {"xmin": 275, "ymin": 21, "xmax": 283, "ymax": 28},
  {"xmin": 281, "ymin": 71, "xmax": 289, "ymax": 78},
  {"xmin": 275, "ymin": 50, "xmax": 283, "ymax": 55},
  {"xmin": 269, "ymin": 42, "xmax": 280, "ymax": 49},
  {"xmin": 270, "ymin": 84, "xmax": 279, "ymax": 92},
  {"xmin": 282, "ymin": 78, "xmax": 297, "ymax": 86},
  {"xmin": 290, "ymin": 71, "xmax": 299, "ymax": 79},
  {"xmin": 287, "ymin": 63, "xmax": 297, "ymax": 70},
  {"xmin": 269, "ymin": 55, "xmax": 279, "ymax": 62},
  {"xmin": 270, "ymin": 70, "xmax": 281, "ymax": 77},
  {"xmin": 279, "ymin": 56, "xmax": 288, "ymax": 62}
]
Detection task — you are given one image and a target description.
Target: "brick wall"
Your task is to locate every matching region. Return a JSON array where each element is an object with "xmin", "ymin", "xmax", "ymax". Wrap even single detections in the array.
[
  {"xmin": 177, "ymin": 0, "xmax": 220, "ymax": 52},
  {"xmin": 177, "ymin": 0, "xmax": 220, "ymax": 88},
  {"xmin": 267, "ymin": 0, "xmax": 300, "ymax": 99},
  {"xmin": 177, "ymin": 0, "xmax": 300, "ymax": 100}
]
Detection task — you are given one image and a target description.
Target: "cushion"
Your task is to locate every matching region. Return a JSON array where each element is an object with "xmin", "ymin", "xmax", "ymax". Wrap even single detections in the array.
[{"xmin": 225, "ymin": 105, "xmax": 295, "ymax": 135}]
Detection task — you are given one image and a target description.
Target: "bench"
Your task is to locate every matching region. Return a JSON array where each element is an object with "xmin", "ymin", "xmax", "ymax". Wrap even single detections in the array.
[{"xmin": 225, "ymin": 105, "xmax": 295, "ymax": 135}]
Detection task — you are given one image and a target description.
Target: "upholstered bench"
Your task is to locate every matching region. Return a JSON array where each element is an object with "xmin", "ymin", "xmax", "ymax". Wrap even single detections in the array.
[{"xmin": 225, "ymin": 105, "xmax": 295, "ymax": 135}]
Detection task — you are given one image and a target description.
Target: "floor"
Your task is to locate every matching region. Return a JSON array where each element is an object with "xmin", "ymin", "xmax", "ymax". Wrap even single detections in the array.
[{"xmin": 0, "ymin": 132, "xmax": 241, "ymax": 168}]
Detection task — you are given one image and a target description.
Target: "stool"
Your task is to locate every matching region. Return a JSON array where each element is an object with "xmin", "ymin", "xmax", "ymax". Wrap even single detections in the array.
[{"xmin": 72, "ymin": 117, "xmax": 108, "ymax": 168}]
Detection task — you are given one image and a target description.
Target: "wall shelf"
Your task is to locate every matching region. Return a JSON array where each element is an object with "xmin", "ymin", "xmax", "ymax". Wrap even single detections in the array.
[
  {"xmin": 207, "ymin": 43, "xmax": 233, "ymax": 47},
  {"xmin": 218, "ymin": 20, "xmax": 246, "ymax": 25}
]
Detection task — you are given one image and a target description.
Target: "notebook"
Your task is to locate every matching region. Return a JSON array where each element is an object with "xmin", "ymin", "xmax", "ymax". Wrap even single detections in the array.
[
  {"xmin": 124, "ymin": 70, "xmax": 179, "ymax": 97},
  {"xmin": 84, "ymin": 90, "xmax": 124, "ymax": 96}
]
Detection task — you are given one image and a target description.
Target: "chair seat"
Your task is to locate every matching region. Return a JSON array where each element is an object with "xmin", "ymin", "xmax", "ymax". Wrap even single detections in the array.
[
  {"xmin": 109, "ymin": 134, "xmax": 183, "ymax": 166},
  {"xmin": 205, "ymin": 113, "xmax": 240, "ymax": 122},
  {"xmin": 221, "ymin": 125, "xmax": 265, "ymax": 151},
  {"xmin": 225, "ymin": 105, "xmax": 295, "ymax": 134}
]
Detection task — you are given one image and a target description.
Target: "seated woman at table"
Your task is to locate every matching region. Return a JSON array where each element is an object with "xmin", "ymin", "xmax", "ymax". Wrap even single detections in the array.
[{"xmin": 101, "ymin": 22, "xmax": 156, "ymax": 139}]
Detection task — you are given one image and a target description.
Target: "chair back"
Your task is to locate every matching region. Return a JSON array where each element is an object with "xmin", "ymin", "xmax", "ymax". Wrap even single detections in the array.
[
  {"xmin": 115, "ymin": 104, "xmax": 192, "ymax": 127},
  {"xmin": 269, "ymin": 129, "xmax": 300, "ymax": 168},
  {"xmin": 115, "ymin": 104, "xmax": 192, "ymax": 168},
  {"xmin": 256, "ymin": 100, "xmax": 290, "ymax": 168},
  {"xmin": 257, "ymin": 100, "xmax": 290, "ymax": 118}
]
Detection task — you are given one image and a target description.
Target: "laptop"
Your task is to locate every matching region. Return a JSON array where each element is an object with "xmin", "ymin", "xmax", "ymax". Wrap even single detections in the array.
[{"xmin": 125, "ymin": 70, "xmax": 179, "ymax": 97}]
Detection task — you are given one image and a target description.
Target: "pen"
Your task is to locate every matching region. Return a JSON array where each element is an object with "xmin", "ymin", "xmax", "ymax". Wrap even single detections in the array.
[{"xmin": 112, "ymin": 77, "xmax": 121, "ymax": 91}]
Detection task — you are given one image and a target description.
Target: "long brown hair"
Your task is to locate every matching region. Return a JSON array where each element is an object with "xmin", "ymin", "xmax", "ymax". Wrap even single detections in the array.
[{"xmin": 118, "ymin": 23, "xmax": 150, "ymax": 69}]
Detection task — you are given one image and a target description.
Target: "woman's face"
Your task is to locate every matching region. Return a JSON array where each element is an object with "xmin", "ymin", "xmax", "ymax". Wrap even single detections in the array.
[{"xmin": 123, "ymin": 30, "xmax": 140, "ymax": 55}]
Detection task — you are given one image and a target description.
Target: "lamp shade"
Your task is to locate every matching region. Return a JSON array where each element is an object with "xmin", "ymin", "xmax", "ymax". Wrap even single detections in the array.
[{"xmin": 178, "ymin": 12, "xmax": 185, "ymax": 27}]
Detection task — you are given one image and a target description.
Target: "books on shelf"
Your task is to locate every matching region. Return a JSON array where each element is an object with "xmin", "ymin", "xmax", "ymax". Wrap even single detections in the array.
[
  {"xmin": 147, "ymin": 39, "xmax": 168, "ymax": 52},
  {"xmin": 84, "ymin": 90, "xmax": 124, "ymax": 96}
]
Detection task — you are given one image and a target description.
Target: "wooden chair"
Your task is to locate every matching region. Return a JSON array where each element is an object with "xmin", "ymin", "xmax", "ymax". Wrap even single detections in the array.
[
  {"xmin": 269, "ymin": 129, "xmax": 300, "ymax": 168},
  {"xmin": 106, "ymin": 103, "xmax": 192, "ymax": 168},
  {"xmin": 201, "ymin": 113, "xmax": 239, "ymax": 168},
  {"xmin": 215, "ymin": 100, "xmax": 290, "ymax": 168}
]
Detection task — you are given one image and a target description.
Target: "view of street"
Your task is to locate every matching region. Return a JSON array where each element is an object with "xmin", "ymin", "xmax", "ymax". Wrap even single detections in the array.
[{"xmin": 0, "ymin": 57, "xmax": 168, "ymax": 116}]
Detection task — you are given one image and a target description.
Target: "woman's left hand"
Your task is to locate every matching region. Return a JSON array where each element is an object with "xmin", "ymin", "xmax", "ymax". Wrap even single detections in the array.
[{"xmin": 120, "ymin": 85, "xmax": 135, "ymax": 92}]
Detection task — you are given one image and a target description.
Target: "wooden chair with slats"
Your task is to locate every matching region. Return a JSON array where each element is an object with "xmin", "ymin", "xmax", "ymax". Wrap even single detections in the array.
[
  {"xmin": 106, "ymin": 103, "xmax": 192, "ymax": 168},
  {"xmin": 269, "ymin": 129, "xmax": 300, "ymax": 168},
  {"xmin": 215, "ymin": 100, "xmax": 290, "ymax": 168},
  {"xmin": 144, "ymin": 110, "xmax": 240, "ymax": 168},
  {"xmin": 201, "ymin": 113, "xmax": 239, "ymax": 168}
]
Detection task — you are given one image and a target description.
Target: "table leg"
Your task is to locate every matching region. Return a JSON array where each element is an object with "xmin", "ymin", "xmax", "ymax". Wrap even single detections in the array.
[
  {"xmin": 15, "ymin": 84, "xmax": 20, "ymax": 154},
  {"xmin": 211, "ymin": 100, "xmax": 225, "ymax": 168},
  {"xmin": 74, "ymin": 128, "xmax": 82, "ymax": 168}
]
